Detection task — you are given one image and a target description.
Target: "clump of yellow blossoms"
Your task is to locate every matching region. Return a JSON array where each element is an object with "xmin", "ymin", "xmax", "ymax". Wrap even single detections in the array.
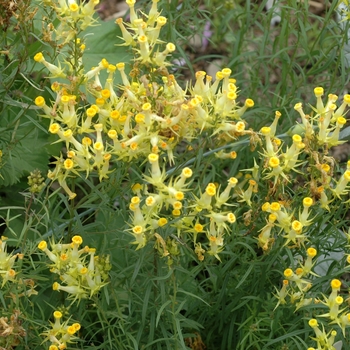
[
  {"xmin": 262, "ymin": 87, "xmax": 350, "ymax": 348},
  {"xmin": 34, "ymin": 0, "xmax": 350, "ymax": 255},
  {"xmin": 34, "ymin": 0, "xmax": 255, "ymax": 262},
  {"xmin": 38, "ymin": 235, "xmax": 111, "ymax": 302},
  {"xmin": 0, "ymin": 236, "xmax": 23, "ymax": 287},
  {"xmin": 41, "ymin": 310, "xmax": 80, "ymax": 350}
]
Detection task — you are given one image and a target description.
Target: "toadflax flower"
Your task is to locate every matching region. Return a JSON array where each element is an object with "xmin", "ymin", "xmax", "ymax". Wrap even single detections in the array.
[
  {"xmin": 38, "ymin": 236, "xmax": 111, "ymax": 303},
  {"xmin": 34, "ymin": 52, "xmax": 66, "ymax": 78}
]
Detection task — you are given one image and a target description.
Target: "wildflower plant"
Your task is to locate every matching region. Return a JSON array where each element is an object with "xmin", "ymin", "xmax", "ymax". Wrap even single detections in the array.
[{"xmin": 2, "ymin": 0, "xmax": 350, "ymax": 349}]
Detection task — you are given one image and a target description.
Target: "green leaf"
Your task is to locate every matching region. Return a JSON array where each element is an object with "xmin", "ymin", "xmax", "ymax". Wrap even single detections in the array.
[
  {"xmin": 0, "ymin": 110, "xmax": 49, "ymax": 187},
  {"xmin": 340, "ymin": 125, "xmax": 350, "ymax": 141}
]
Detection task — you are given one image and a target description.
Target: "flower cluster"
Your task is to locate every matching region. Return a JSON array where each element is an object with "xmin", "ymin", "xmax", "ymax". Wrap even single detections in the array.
[
  {"xmin": 308, "ymin": 319, "xmax": 340, "ymax": 350},
  {"xmin": 273, "ymin": 247, "xmax": 318, "ymax": 311},
  {"xmin": 115, "ymin": 0, "xmax": 175, "ymax": 65},
  {"xmin": 272, "ymin": 253, "xmax": 350, "ymax": 349},
  {"xmin": 41, "ymin": 310, "xmax": 80, "ymax": 350},
  {"xmin": 32, "ymin": 0, "xmax": 257, "ymax": 261},
  {"xmin": 258, "ymin": 197, "xmax": 314, "ymax": 249},
  {"xmin": 306, "ymin": 279, "xmax": 350, "ymax": 349},
  {"xmin": 38, "ymin": 235, "xmax": 111, "ymax": 302},
  {"xmin": 259, "ymin": 88, "xmax": 350, "ymax": 189},
  {"xmin": 33, "ymin": 0, "xmax": 350, "ymax": 267},
  {"xmin": 274, "ymin": 254, "xmax": 350, "ymax": 348},
  {"xmin": 129, "ymin": 165, "xmax": 238, "ymax": 261},
  {"xmin": 34, "ymin": 0, "xmax": 254, "ymax": 200},
  {"xmin": 0, "ymin": 236, "xmax": 23, "ymax": 287},
  {"xmin": 42, "ymin": 0, "xmax": 100, "ymax": 42},
  {"xmin": 261, "ymin": 88, "xmax": 350, "ymax": 347},
  {"xmin": 253, "ymin": 87, "xmax": 350, "ymax": 253}
]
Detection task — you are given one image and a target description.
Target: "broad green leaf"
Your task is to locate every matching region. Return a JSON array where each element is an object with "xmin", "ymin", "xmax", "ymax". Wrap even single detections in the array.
[{"xmin": 0, "ymin": 110, "xmax": 49, "ymax": 187}]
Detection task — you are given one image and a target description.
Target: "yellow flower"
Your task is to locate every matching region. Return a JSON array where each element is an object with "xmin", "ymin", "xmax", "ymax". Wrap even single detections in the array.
[
  {"xmin": 303, "ymin": 197, "xmax": 313, "ymax": 207},
  {"xmin": 34, "ymin": 52, "xmax": 66, "ymax": 78},
  {"xmin": 333, "ymin": 170, "xmax": 350, "ymax": 197},
  {"xmin": 261, "ymin": 126, "xmax": 271, "ymax": 136},
  {"xmin": 194, "ymin": 223, "xmax": 204, "ymax": 232},
  {"xmin": 245, "ymin": 99, "xmax": 254, "ymax": 108},
  {"xmin": 271, "ymin": 202, "xmax": 281, "ymax": 211},
  {"xmin": 66, "ymin": 325, "xmax": 76, "ymax": 335},
  {"xmin": 64, "ymin": 159, "xmax": 74, "ymax": 170},
  {"xmin": 82, "ymin": 0, "xmax": 99, "ymax": 16},
  {"xmin": 34, "ymin": 52, "xmax": 44, "ymax": 62},
  {"xmin": 49, "ymin": 123, "xmax": 60, "ymax": 134},
  {"xmin": 307, "ymin": 247, "xmax": 317, "ymax": 257},
  {"xmin": 86, "ymin": 107, "xmax": 97, "ymax": 118},
  {"xmin": 284, "ymin": 268, "xmax": 293, "ymax": 278},
  {"xmin": 137, "ymin": 35, "xmax": 150, "ymax": 62},
  {"xmin": 53, "ymin": 311, "xmax": 62, "ymax": 319},
  {"xmin": 314, "ymin": 86, "xmax": 324, "ymax": 97},
  {"xmin": 273, "ymin": 279, "xmax": 288, "ymax": 310},
  {"xmin": 69, "ymin": 3, "xmax": 79, "ymax": 13},
  {"xmin": 205, "ymin": 183, "xmax": 216, "ymax": 196},
  {"xmin": 158, "ymin": 218, "xmax": 168, "ymax": 227},
  {"xmin": 38, "ymin": 240, "xmax": 47, "ymax": 250},
  {"xmin": 269, "ymin": 156, "xmax": 280, "ymax": 168},
  {"xmin": 291, "ymin": 220, "xmax": 303, "ymax": 232},
  {"xmin": 101, "ymin": 89, "xmax": 111, "ymax": 99},
  {"xmin": 73, "ymin": 323, "xmax": 81, "ymax": 331},
  {"xmin": 34, "ymin": 96, "xmax": 45, "ymax": 107},
  {"xmin": 72, "ymin": 235, "xmax": 83, "ymax": 246},
  {"xmin": 331, "ymin": 279, "xmax": 341, "ymax": 290},
  {"xmin": 308, "ymin": 318, "xmax": 318, "ymax": 328}
]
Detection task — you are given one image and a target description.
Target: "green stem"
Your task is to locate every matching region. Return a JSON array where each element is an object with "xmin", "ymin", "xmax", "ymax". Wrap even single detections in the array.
[{"xmin": 171, "ymin": 268, "xmax": 179, "ymax": 350}]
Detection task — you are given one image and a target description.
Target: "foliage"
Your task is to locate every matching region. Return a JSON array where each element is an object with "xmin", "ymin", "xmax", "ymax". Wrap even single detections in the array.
[{"xmin": 2, "ymin": 1, "xmax": 350, "ymax": 350}]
